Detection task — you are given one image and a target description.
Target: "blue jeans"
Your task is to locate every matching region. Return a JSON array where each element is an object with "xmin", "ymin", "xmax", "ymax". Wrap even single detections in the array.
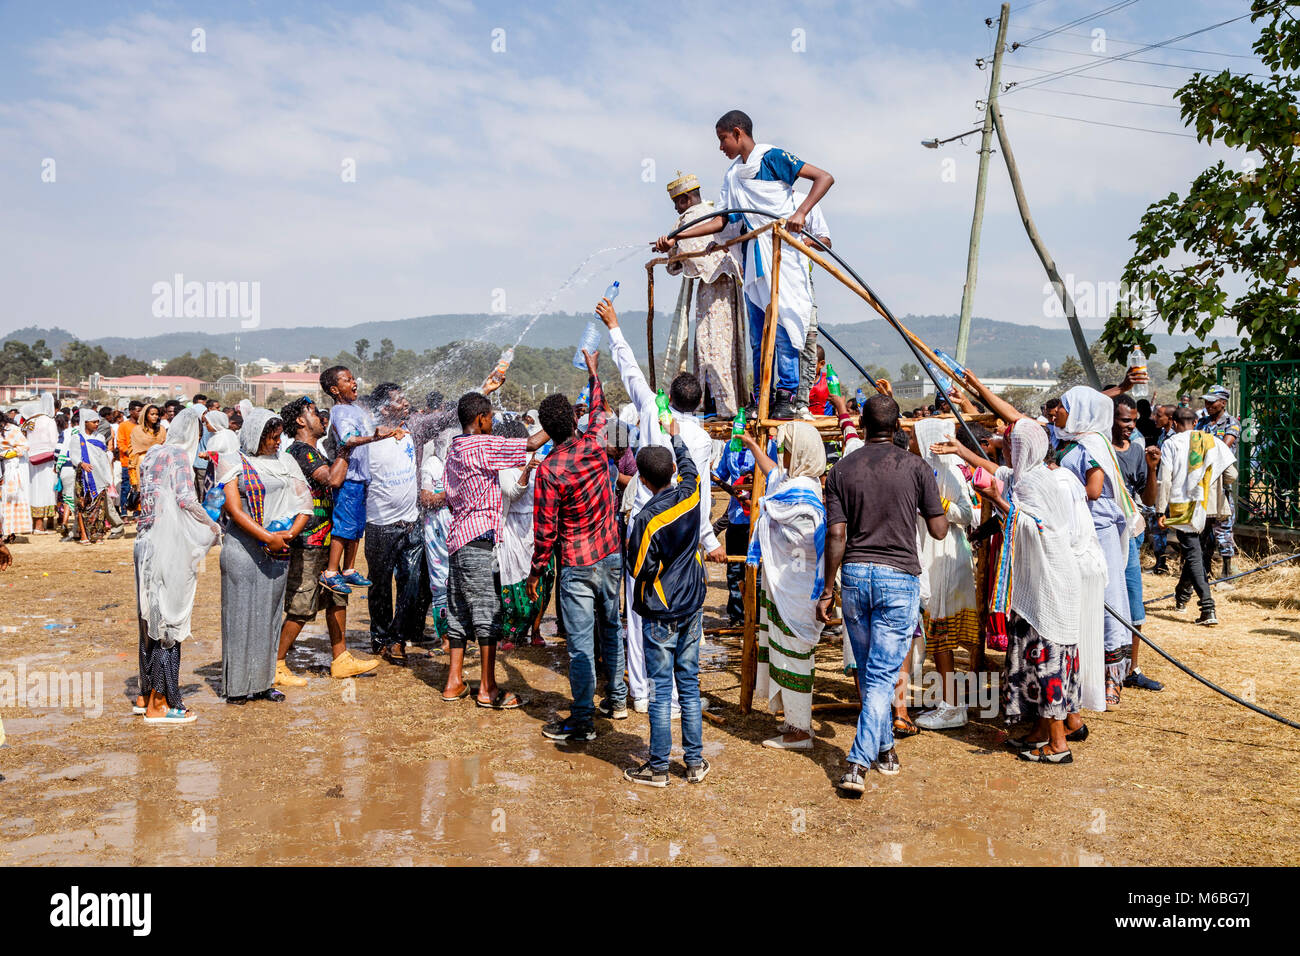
[
  {"xmin": 1125, "ymin": 532, "xmax": 1146, "ymax": 625},
  {"xmin": 841, "ymin": 563, "xmax": 921, "ymax": 767},
  {"xmin": 746, "ymin": 297, "xmax": 800, "ymax": 394},
  {"xmin": 120, "ymin": 465, "xmax": 136, "ymax": 513},
  {"xmin": 558, "ymin": 552, "xmax": 626, "ymax": 723},
  {"xmin": 643, "ymin": 609, "xmax": 704, "ymax": 771}
]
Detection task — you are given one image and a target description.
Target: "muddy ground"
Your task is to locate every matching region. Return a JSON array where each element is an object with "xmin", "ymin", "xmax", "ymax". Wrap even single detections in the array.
[{"xmin": 1, "ymin": 524, "xmax": 1297, "ymax": 866}]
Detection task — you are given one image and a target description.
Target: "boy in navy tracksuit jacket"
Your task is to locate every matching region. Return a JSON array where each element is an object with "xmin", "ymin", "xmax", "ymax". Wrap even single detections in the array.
[{"xmin": 623, "ymin": 421, "xmax": 709, "ymax": 787}]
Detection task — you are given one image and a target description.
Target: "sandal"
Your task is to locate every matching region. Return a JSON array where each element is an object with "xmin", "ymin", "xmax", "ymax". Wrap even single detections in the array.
[
  {"xmin": 1105, "ymin": 678, "xmax": 1121, "ymax": 707},
  {"xmin": 1018, "ymin": 746, "xmax": 1072, "ymax": 764},
  {"xmin": 381, "ymin": 644, "xmax": 408, "ymax": 667},
  {"xmin": 441, "ymin": 684, "xmax": 470, "ymax": 702},
  {"xmin": 892, "ymin": 715, "xmax": 920, "ymax": 738},
  {"xmin": 143, "ymin": 707, "xmax": 196, "ymax": 725},
  {"xmin": 477, "ymin": 689, "xmax": 523, "ymax": 710}
]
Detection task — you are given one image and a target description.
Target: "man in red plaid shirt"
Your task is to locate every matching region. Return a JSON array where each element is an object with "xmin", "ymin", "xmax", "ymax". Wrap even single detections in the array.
[{"xmin": 528, "ymin": 349, "xmax": 628, "ymax": 741}]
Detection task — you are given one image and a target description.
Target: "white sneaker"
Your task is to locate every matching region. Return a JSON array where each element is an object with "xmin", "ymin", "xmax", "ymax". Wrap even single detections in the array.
[
  {"xmin": 915, "ymin": 703, "xmax": 968, "ymax": 730},
  {"xmin": 631, "ymin": 697, "xmax": 649, "ymax": 714},
  {"xmin": 762, "ymin": 733, "xmax": 813, "ymax": 750}
]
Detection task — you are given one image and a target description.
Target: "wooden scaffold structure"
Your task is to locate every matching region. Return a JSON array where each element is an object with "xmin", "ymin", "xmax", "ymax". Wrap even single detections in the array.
[{"xmin": 645, "ymin": 219, "xmax": 1001, "ymax": 714}]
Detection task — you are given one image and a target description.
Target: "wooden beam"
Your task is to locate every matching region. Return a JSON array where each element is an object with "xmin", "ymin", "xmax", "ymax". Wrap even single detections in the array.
[{"xmin": 645, "ymin": 262, "xmax": 656, "ymax": 391}]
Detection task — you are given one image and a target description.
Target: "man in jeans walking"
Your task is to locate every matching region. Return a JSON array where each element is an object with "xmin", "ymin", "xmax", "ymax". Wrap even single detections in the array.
[
  {"xmin": 529, "ymin": 350, "xmax": 627, "ymax": 741},
  {"xmin": 820, "ymin": 395, "xmax": 947, "ymax": 793}
]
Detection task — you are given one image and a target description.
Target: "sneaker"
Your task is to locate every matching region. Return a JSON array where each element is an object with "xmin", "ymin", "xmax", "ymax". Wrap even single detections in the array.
[
  {"xmin": 915, "ymin": 702, "xmax": 968, "ymax": 730},
  {"xmin": 875, "ymin": 748, "xmax": 901, "ymax": 776},
  {"xmin": 1173, "ymin": 600, "xmax": 1188, "ymax": 612},
  {"xmin": 1151, "ymin": 560, "xmax": 1170, "ymax": 576},
  {"xmin": 1123, "ymin": 669, "xmax": 1164, "ymax": 692},
  {"xmin": 597, "ymin": 698, "xmax": 629, "ymax": 720},
  {"xmin": 623, "ymin": 761, "xmax": 669, "ymax": 787},
  {"xmin": 318, "ymin": 572, "xmax": 353, "ymax": 595},
  {"xmin": 686, "ymin": 758, "xmax": 711, "ymax": 784},
  {"xmin": 631, "ymin": 697, "xmax": 649, "ymax": 714},
  {"xmin": 770, "ymin": 389, "xmax": 796, "ymax": 421},
  {"xmin": 330, "ymin": 650, "xmax": 380, "ymax": 679},
  {"xmin": 542, "ymin": 717, "xmax": 596, "ymax": 742},
  {"xmin": 274, "ymin": 660, "xmax": 308, "ymax": 688},
  {"xmin": 837, "ymin": 762, "xmax": 870, "ymax": 793},
  {"xmin": 340, "ymin": 570, "xmax": 372, "ymax": 588},
  {"xmin": 1195, "ymin": 610, "xmax": 1219, "ymax": 627}
]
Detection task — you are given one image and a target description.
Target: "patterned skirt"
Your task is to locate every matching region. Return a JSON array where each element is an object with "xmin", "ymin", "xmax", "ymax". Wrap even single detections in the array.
[
  {"xmin": 499, "ymin": 554, "xmax": 554, "ymax": 644},
  {"xmin": 754, "ymin": 583, "xmax": 819, "ymax": 734},
  {"xmin": 1002, "ymin": 615, "xmax": 1080, "ymax": 721},
  {"xmin": 924, "ymin": 606, "xmax": 980, "ymax": 656},
  {"xmin": 77, "ymin": 472, "xmax": 107, "ymax": 542}
]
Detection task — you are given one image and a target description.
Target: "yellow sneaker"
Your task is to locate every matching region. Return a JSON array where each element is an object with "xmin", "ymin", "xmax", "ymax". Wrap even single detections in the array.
[
  {"xmin": 274, "ymin": 659, "xmax": 308, "ymax": 687},
  {"xmin": 331, "ymin": 650, "xmax": 380, "ymax": 679}
]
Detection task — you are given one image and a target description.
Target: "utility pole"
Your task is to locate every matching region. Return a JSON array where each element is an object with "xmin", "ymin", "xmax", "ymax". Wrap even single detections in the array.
[
  {"xmin": 954, "ymin": 3, "xmax": 1010, "ymax": 365},
  {"xmin": 990, "ymin": 102, "xmax": 1101, "ymax": 388}
]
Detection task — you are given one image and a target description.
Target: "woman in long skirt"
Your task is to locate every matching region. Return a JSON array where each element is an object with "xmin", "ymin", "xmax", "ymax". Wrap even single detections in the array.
[
  {"xmin": 20, "ymin": 400, "xmax": 58, "ymax": 533},
  {"xmin": 218, "ymin": 406, "xmax": 313, "ymax": 703},
  {"xmin": 744, "ymin": 423, "xmax": 827, "ymax": 751},
  {"xmin": 495, "ymin": 421, "xmax": 546, "ymax": 648},
  {"xmin": 132, "ymin": 406, "xmax": 219, "ymax": 724},
  {"xmin": 0, "ymin": 414, "xmax": 32, "ymax": 540}
]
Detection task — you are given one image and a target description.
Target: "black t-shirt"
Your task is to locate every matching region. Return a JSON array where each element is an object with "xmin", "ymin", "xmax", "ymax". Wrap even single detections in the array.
[
  {"xmin": 287, "ymin": 440, "xmax": 333, "ymax": 548},
  {"xmin": 1114, "ymin": 433, "xmax": 1147, "ymax": 500},
  {"xmin": 825, "ymin": 441, "xmax": 944, "ymax": 576}
]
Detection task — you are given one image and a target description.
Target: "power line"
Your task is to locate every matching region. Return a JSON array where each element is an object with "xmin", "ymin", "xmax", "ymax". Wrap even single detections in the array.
[
  {"xmin": 1016, "ymin": 24, "xmax": 1262, "ymax": 58},
  {"xmin": 1007, "ymin": 4, "xmax": 1278, "ymax": 95},
  {"xmin": 1006, "ymin": 85, "xmax": 1179, "ymax": 108},
  {"xmin": 999, "ymin": 104, "xmax": 1198, "ymax": 137},
  {"xmin": 1018, "ymin": 0, "xmax": 1141, "ymax": 46},
  {"xmin": 1003, "ymin": 62, "xmax": 1184, "ymax": 90},
  {"xmin": 1018, "ymin": 42, "xmax": 1257, "ymax": 74}
]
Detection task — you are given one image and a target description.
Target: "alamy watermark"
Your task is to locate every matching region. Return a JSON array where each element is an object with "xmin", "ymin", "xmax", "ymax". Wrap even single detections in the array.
[
  {"xmin": 152, "ymin": 273, "xmax": 260, "ymax": 328},
  {"xmin": 0, "ymin": 663, "xmax": 104, "ymax": 717},
  {"xmin": 1042, "ymin": 274, "xmax": 1159, "ymax": 322}
]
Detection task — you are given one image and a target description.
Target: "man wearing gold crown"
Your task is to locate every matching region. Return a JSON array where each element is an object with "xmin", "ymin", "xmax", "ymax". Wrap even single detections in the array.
[{"xmin": 660, "ymin": 171, "xmax": 748, "ymax": 418}]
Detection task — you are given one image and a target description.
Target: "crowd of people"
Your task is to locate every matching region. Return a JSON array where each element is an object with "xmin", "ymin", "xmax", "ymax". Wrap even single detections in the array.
[{"xmin": 0, "ymin": 107, "xmax": 1247, "ymax": 790}]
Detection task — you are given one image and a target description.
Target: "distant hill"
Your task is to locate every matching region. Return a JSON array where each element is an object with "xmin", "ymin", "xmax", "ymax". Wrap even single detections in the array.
[{"xmin": 2, "ymin": 312, "xmax": 1234, "ymax": 380}]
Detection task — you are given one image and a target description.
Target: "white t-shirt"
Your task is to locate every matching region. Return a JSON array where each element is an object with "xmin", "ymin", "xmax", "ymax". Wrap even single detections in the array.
[{"xmin": 366, "ymin": 433, "xmax": 418, "ymax": 525}]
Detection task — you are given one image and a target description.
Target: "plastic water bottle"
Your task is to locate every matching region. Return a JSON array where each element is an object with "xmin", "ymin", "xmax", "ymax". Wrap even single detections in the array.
[
  {"xmin": 855, "ymin": 388, "xmax": 867, "ymax": 406},
  {"xmin": 933, "ymin": 348, "xmax": 968, "ymax": 382},
  {"xmin": 729, "ymin": 407, "xmax": 746, "ymax": 452},
  {"xmin": 573, "ymin": 281, "xmax": 620, "ymax": 369},
  {"xmin": 656, "ymin": 389, "xmax": 673, "ymax": 431},
  {"xmin": 1128, "ymin": 347, "xmax": 1149, "ymax": 399},
  {"xmin": 203, "ymin": 482, "xmax": 226, "ymax": 522},
  {"xmin": 483, "ymin": 346, "xmax": 514, "ymax": 391},
  {"xmin": 826, "ymin": 364, "xmax": 842, "ymax": 397},
  {"xmin": 924, "ymin": 359, "xmax": 954, "ymax": 398}
]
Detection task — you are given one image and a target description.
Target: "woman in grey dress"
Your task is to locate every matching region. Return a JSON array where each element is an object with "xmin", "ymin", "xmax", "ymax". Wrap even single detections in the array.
[{"xmin": 219, "ymin": 406, "xmax": 313, "ymax": 703}]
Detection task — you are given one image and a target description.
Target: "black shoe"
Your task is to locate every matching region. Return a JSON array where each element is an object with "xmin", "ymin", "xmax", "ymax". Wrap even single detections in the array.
[
  {"xmin": 623, "ymin": 761, "xmax": 669, "ymax": 787},
  {"xmin": 542, "ymin": 717, "xmax": 596, "ymax": 741},
  {"xmin": 253, "ymin": 689, "xmax": 286, "ymax": 702},
  {"xmin": 744, "ymin": 401, "xmax": 758, "ymax": 420},
  {"xmin": 225, "ymin": 695, "xmax": 248, "ymax": 705},
  {"xmin": 1124, "ymin": 670, "xmax": 1164, "ymax": 692},
  {"xmin": 876, "ymin": 748, "xmax": 901, "ymax": 776},
  {"xmin": 597, "ymin": 698, "xmax": 628, "ymax": 720},
  {"xmin": 1151, "ymin": 559, "xmax": 1169, "ymax": 576},
  {"xmin": 1066, "ymin": 723, "xmax": 1090, "ymax": 742},
  {"xmin": 770, "ymin": 389, "xmax": 796, "ymax": 420},
  {"xmin": 837, "ymin": 762, "xmax": 869, "ymax": 793},
  {"xmin": 1195, "ymin": 610, "xmax": 1219, "ymax": 627},
  {"xmin": 1018, "ymin": 746, "xmax": 1073, "ymax": 764}
]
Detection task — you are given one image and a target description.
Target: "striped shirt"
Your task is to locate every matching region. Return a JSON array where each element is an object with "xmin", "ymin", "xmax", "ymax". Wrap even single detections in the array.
[{"xmin": 444, "ymin": 434, "xmax": 529, "ymax": 555}]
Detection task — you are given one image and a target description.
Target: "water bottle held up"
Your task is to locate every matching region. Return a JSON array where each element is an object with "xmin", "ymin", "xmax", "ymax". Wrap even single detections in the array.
[
  {"xmin": 573, "ymin": 280, "xmax": 620, "ymax": 369},
  {"xmin": 1127, "ymin": 346, "xmax": 1149, "ymax": 399},
  {"xmin": 656, "ymin": 389, "xmax": 673, "ymax": 431},
  {"xmin": 933, "ymin": 348, "xmax": 968, "ymax": 382},
  {"xmin": 483, "ymin": 346, "xmax": 514, "ymax": 391},
  {"xmin": 729, "ymin": 407, "xmax": 746, "ymax": 452},
  {"xmin": 826, "ymin": 364, "xmax": 841, "ymax": 397}
]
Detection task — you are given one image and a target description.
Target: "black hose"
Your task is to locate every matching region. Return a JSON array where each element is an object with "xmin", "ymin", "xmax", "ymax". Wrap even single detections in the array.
[
  {"xmin": 816, "ymin": 326, "xmax": 878, "ymax": 391},
  {"xmin": 1143, "ymin": 550, "xmax": 1300, "ymax": 607},
  {"xmin": 666, "ymin": 208, "xmax": 1299, "ymax": 730},
  {"xmin": 665, "ymin": 208, "xmax": 986, "ymax": 453},
  {"xmin": 1104, "ymin": 601, "xmax": 1300, "ymax": 730}
]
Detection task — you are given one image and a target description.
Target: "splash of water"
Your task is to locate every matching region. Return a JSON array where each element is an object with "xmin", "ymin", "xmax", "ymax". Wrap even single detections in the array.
[{"xmin": 403, "ymin": 242, "xmax": 647, "ymax": 402}]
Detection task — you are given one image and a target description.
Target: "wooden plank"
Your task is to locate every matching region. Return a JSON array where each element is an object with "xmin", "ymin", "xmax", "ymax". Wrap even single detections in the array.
[{"xmin": 646, "ymin": 262, "xmax": 656, "ymax": 391}]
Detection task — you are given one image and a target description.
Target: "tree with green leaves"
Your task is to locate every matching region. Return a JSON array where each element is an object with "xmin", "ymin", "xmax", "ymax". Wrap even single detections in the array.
[
  {"xmin": 1101, "ymin": 0, "xmax": 1300, "ymax": 392},
  {"xmin": 899, "ymin": 361, "xmax": 921, "ymax": 382}
]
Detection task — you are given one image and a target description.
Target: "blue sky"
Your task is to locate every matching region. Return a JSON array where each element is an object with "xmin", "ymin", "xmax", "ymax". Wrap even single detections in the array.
[{"xmin": 0, "ymin": 0, "xmax": 1266, "ymax": 346}]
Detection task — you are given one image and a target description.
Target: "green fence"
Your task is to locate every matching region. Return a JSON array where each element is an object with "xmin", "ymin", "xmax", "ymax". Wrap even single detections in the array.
[{"xmin": 1219, "ymin": 360, "xmax": 1300, "ymax": 529}]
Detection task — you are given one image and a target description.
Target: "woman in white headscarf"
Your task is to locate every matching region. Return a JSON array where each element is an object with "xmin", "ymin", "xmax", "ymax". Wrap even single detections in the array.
[
  {"xmin": 217, "ymin": 406, "xmax": 313, "ymax": 703},
  {"xmin": 131, "ymin": 409, "xmax": 220, "ymax": 724},
  {"xmin": 21, "ymin": 398, "xmax": 58, "ymax": 533},
  {"xmin": 69, "ymin": 406, "xmax": 113, "ymax": 543},
  {"xmin": 1054, "ymin": 385, "xmax": 1139, "ymax": 706},
  {"xmin": 0, "ymin": 409, "xmax": 32, "ymax": 539},
  {"xmin": 743, "ymin": 421, "xmax": 827, "ymax": 751},
  {"xmin": 912, "ymin": 417, "xmax": 979, "ymax": 731}
]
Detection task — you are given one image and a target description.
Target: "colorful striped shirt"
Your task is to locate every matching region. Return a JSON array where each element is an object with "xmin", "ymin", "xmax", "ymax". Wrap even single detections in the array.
[{"xmin": 444, "ymin": 433, "xmax": 529, "ymax": 555}]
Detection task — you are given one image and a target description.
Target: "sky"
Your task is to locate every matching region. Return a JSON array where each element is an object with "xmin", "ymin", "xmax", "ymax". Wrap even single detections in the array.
[{"xmin": 0, "ymin": 0, "xmax": 1269, "ymax": 346}]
